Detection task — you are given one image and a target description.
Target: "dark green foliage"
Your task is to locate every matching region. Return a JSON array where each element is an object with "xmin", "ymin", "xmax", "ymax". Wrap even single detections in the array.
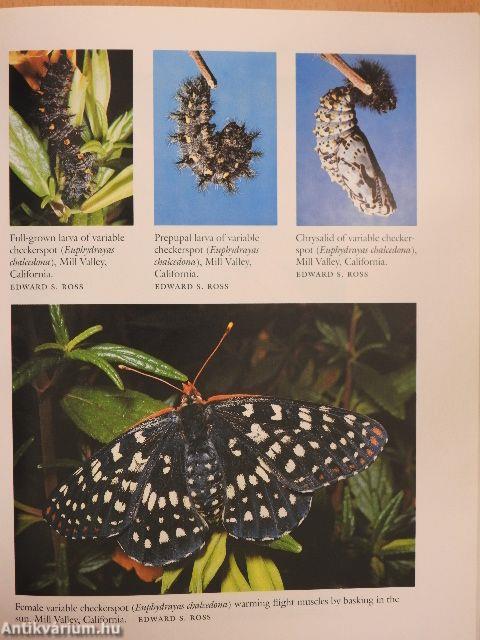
[{"xmin": 12, "ymin": 303, "xmax": 415, "ymax": 595}]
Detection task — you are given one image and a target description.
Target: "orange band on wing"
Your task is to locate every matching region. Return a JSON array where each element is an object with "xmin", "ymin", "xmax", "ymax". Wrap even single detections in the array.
[{"xmin": 206, "ymin": 393, "xmax": 260, "ymax": 404}]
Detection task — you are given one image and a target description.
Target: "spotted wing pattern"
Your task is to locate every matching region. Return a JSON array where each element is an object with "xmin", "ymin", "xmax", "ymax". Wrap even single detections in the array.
[
  {"xmin": 117, "ymin": 442, "xmax": 209, "ymax": 566},
  {"xmin": 43, "ymin": 413, "xmax": 178, "ymax": 541},
  {"xmin": 210, "ymin": 416, "xmax": 312, "ymax": 542},
  {"xmin": 208, "ymin": 396, "xmax": 388, "ymax": 495}
]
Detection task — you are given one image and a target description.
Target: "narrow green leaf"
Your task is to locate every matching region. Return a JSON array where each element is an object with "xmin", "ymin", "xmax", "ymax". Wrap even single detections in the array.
[
  {"xmin": 95, "ymin": 100, "xmax": 109, "ymax": 141},
  {"xmin": 81, "ymin": 140, "xmax": 104, "ymax": 155},
  {"xmin": 77, "ymin": 551, "xmax": 112, "ymax": 574},
  {"xmin": 90, "ymin": 343, "xmax": 187, "ymax": 382},
  {"xmin": 49, "ymin": 305, "xmax": 69, "ymax": 345},
  {"xmin": 34, "ymin": 342, "xmax": 64, "ymax": 353},
  {"xmin": 61, "ymin": 385, "xmax": 167, "ymax": 443},
  {"xmin": 380, "ymin": 538, "xmax": 415, "ymax": 557},
  {"xmin": 368, "ymin": 305, "xmax": 391, "ymax": 341},
  {"xmin": 337, "ymin": 485, "xmax": 355, "ymax": 540},
  {"xmin": 189, "ymin": 533, "xmax": 227, "ymax": 593},
  {"xmin": 9, "ymin": 107, "xmax": 51, "ymax": 197},
  {"xmin": 29, "ymin": 572, "xmax": 56, "ymax": 592},
  {"xmin": 160, "ymin": 567, "xmax": 184, "ymax": 594},
  {"xmin": 66, "ymin": 325, "xmax": 103, "ymax": 351},
  {"xmin": 76, "ymin": 573, "xmax": 98, "ymax": 591},
  {"xmin": 353, "ymin": 361, "xmax": 405, "ymax": 419},
  {"xmin": 81, "ymin": 164, "xmax": 133, "ymax": 214},
  {"xmin": 12, "ymin": 355, "xmax": 62, "ymax": 392},
  {"xmin": 245, "ymin": 554, "xmax": 284, "ymax": 591},
  {"xmin": 14, "ymin": 435, "xmax": 35, "ymax": 467},
  {"xmin": 221, "ymin": 554, "xmax": 252, "ymax": 592},
  {"xmin": 69, "ymin": 66, "xmax": 88, "ymax": 127},
  {"xmin": 349, "ymin": 457, "xmax": 393, "ymax": 525},
  {"xmin": 316, "ymin": 320, "xmax": 348, "ymax": 350},
  {"xmin": 267, "ymin": 534, "xmax": 302, "ymax": 554},
  {"xmin": 107, "ymin": 110, "xmax": 133, "ymax": 143},
  {"xmin": 372, "ymin": 491, "xmax": 404, "ymax": 544},
  {"xmin": 90, "ymin": 50, "xmax": 111, "ymax": 113},
  {"xmin": 67, "ymin": 349, "xmax": 124, "ymax": 390},
  {"xmin": 37, "ymin": 458, "xmax": 82, "ymax": 470},
  {"xmin": 16, "ymin": 512, "xmax": 43, "ymax": 536}
]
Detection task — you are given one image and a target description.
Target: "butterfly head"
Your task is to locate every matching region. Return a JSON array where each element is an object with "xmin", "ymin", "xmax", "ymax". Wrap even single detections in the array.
[{"xmin": 180, "ymin": 381, "xmax": 204, "ymax": 406}]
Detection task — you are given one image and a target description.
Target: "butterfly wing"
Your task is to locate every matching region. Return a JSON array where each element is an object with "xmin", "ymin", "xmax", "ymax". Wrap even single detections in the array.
[
  {"xmin": 209, "ymin": 415, "xmax": 312, "ymax": 542},
  {"xmin": 208, "ymin": 396, "xmax": 387, "ymax": 496},
  {"xmin": 44, "ymin": 412, "xmax": 178, "ymax": 540},
  {"xmin": 117, "ymin": 441, "xmax": 209, "ymax": 566}
]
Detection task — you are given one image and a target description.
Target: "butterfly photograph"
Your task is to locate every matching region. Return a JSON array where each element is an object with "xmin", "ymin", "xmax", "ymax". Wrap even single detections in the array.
[
  {"xmin": 296, "ymin": 53, "xmax": 416, "ymax": 226},
  {"xmin": 12, "ymin": 304, "xmax": 415, "ymax": 595}
]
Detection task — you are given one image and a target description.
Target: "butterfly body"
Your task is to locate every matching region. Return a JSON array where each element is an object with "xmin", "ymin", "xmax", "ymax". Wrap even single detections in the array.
[{"xmin": 44, "ymin": 385, "xmax": 387, "ymax": 566}]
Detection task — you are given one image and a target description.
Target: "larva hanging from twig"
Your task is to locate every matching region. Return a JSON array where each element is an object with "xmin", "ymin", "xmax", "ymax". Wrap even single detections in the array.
[
  {"xmin": 170, "ymin": 75, "xmax": 262, "ymax": 193},
  {"xmin": 314, "ymin": 60, "xmax": 397, "ymax": 216}
]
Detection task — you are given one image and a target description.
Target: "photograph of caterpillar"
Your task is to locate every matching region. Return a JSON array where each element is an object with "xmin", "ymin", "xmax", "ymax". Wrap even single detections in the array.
[
  {"xmin": 296, "ymin": 54, "xmax": 416, "ymax": 226},
  {"xmin": 9, "ymin": 50, "xmax": 133, "ymax": 226},
  {"xmin": 154, "ymin": 50, "xmax": 277, "ymax": 225}
]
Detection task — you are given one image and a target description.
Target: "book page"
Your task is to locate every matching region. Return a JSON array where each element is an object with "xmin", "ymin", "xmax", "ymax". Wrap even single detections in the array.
[{"xmin": 1, "ymin": 6, "xmax": 478, "ymax": 640}]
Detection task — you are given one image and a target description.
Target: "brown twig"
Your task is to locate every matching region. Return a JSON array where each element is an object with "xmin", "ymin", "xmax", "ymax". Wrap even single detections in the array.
[
  {"xmin": 321, "ymin": 54, "xmax": 372, "ymax": 96},
  {"xmin": 188, "ymin": 51, "xmax": 217, "ymax": 89},
  {"xmin": 342, "ymin": 304, "xmax": 362, "ymax": 410}
]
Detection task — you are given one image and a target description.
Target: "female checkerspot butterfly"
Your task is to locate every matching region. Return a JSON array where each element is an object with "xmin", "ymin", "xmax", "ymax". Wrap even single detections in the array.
[
  {"xmin": 35, "ymin": 52, "xmax": 97, "ymax": 207},
  {"xmin": 315, "ymin": 59, "xmax": 397, "ymax": 216},
  {"xmin": 44, "ymin": 324, "xmax": 388, "ymax": 566},
  {"xmin": 170, "ymin": 76, "xmax": 262, "ymax": 193}
]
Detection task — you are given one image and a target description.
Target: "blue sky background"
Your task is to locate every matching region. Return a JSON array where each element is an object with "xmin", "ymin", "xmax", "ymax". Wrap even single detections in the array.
[
  {"xmin": 154, "ymin": 51, "xmax": 277, "ymax": 225},
  {"xmin": 296, "ymin": 54, "xmax": 416, "ymax": 226}
]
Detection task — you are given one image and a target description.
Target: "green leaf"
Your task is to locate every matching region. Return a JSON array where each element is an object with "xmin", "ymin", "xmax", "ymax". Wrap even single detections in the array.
[
  {"xmin": 368, "ymin": 305, "xmax": 391, "ymax": 341},
  {"xmin": 372, "ymin": 491, "xmax": 404, "ymax": 545},
  {"xmin": 352, "ymin": 361, "xmax": 405, "ymax": 419},
  {"xmin": 37, "ymin": 458, "xmax": 82, "ymax": 470},
  {"xmin": 160, "ymin": 566, "xmax": 184, "ymax": 594},
  {"xmin": 189, "ymin": 532, "xmax": 227, "ymax": 593},
  {"xmin": 337, "ymin": 486, "xmax": 355, "ymax": 540},
  {"xmin": 316, "ymin": 320, "xmax": 348, "ymax": 350},
  {"xmin": 9, "ymin": 107, "xmax": 51, "ymax": 197},
  {"xmin": 77, "ymin": 551, "xmax": 112, "ymax": 574},
  {"xmin": 386, "ymin": 363, "xmax": 416, "ymax": 404},
  {"xmin": 16, "ymin": 512, "xmax": 42, "ymax": 536},
  {"xmin": 34, "ymin": 342, "xmax": 64, "ymax": 353},
  {"xmin": 61, "ymin": 385, "xmax": 167, "ymax": 443},
  {"xmin": 81, "ymin": 164, "xmax": 133, "ymax": 214},
  {"xmin": 221, "ymin": 554, "xmax": 252, "ymax": 592},
  {"xmin": 14, "ymin": 435, "xmax": 35, "ymax": 467},
  {"xmin": 107, "ymin": 109, "xmax": 133, "ymax": 143},
  {"xmin": 29, "ymin": 571, "xmax": 56, "ymax": 592},
  {"xmin": 76, "ymin": 573, "xmax": 98, "ymax": 591},
  {"xmin": 380, "ymin": 538, "xmax": 415, "ymax": 557},
  {"xmin": 69, "ymin": 66, "xmax": 88, "ymax": 127},
  {"xmin": 84, "ymin": 50, "xmax": 111, "ymax": 139},
  {"xmin": 245, "ymin": 554, "xmax": 283, "ymax": 591},
  {"xmin": 81, "ymin": 140, "xmax": 104, "ymax": 155},
  {"xmin": 267, "ymin": 534, "xmax": 302, "ymax": 554},
  {"xmin": 49, "ymin": 305, "xmax": 70, "ymax": 345},
  {"xmin": 90, "ymin": 343, "xmax": 187, "ymax": 382},
  {"xmin": 348, "ymin": 457, "xmax": 393, "ymax": 525},
  {"xmin": 12, "ymin": 355, "xmax": 62, "ymax": 392},
  {"xmin": 66, "ymin": 325, "xmax": 103, "ymax": 351},
  {"xmin": 95, "ymin": 100, "xmax": 109, "ymax": 141},
  {"xmin": 66, "ymin": 349, "xmax": 124, "ymax": 390}
]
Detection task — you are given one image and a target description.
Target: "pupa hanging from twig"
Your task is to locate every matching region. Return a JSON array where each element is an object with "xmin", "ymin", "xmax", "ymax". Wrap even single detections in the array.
[{"xmin": 314, "ymin": 59, "xmax": 397, "ymax": 216}]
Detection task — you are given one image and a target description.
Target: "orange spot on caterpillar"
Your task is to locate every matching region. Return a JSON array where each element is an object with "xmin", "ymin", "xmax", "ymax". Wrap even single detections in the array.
[
  {"xmin": 49, "ymin": 124, "xmax": 55, "ymax": 130},
  {"xmin": 64, "ymin": 139, "xmax": 71, "ymax": 146},
  {"xmin": 370, "ymin": 437, "xmax": 379, "ymax": 446},
  {"xmin": 372, "ymin": 427, "xmax": 383, "ymax": 436}
]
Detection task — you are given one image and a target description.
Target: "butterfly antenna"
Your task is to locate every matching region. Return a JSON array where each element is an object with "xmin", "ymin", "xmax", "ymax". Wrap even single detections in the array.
[
  {"xmin": 193, "ymin": 322, "xmax": 234, "ymax": 386},
  {"xmin": 118, "ymin": 365, "xmax": 184, "ymax": 394}
]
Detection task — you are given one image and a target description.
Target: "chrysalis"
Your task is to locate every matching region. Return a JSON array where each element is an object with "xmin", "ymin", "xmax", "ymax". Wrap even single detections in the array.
[
  {"xmin": 170, "ymin": 76, "xmax": 262, "ymax": 193},
  {"xmin": 314, "ymin": 60, "xmax": 397, "ymax": 216}
]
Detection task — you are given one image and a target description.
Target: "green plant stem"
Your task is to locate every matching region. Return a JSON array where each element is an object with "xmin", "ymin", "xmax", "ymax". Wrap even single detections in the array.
[
  {"xmin": 342, "ymin": 305, "xmax": 361, "ymax": 410},
  {"xmin": 27, "ymin": 314, "xmax": 70, "ymax": 595}
]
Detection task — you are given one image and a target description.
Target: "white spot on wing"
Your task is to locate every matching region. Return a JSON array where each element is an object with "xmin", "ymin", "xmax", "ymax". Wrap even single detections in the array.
[
  {"xmin": 111, "ymin": 442, "xmax": 122, "ymax": 462},
  {"xmin": 242, "ymin": 403, "xmax": 254, "ymax": 417},
  {"xmin": 246, "ymin": 423, "xmax": 269, "ymax": 444},
  {"xmin": 270, "ymin": 404, "xmax": 282, "ymax": 421}
]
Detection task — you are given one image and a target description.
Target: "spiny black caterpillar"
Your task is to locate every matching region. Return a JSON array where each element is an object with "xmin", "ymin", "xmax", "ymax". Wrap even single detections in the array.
[
  {"xmin": 315, "ymin": 60, "xmax": 397, "ymax": 216},
  {"xmin": 170, "ymin": 76, "xmax": 262, "ymax": 193},
  {"xmin": 36, "ymin": 52, "xmax": 97, "ymax": 208}
]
